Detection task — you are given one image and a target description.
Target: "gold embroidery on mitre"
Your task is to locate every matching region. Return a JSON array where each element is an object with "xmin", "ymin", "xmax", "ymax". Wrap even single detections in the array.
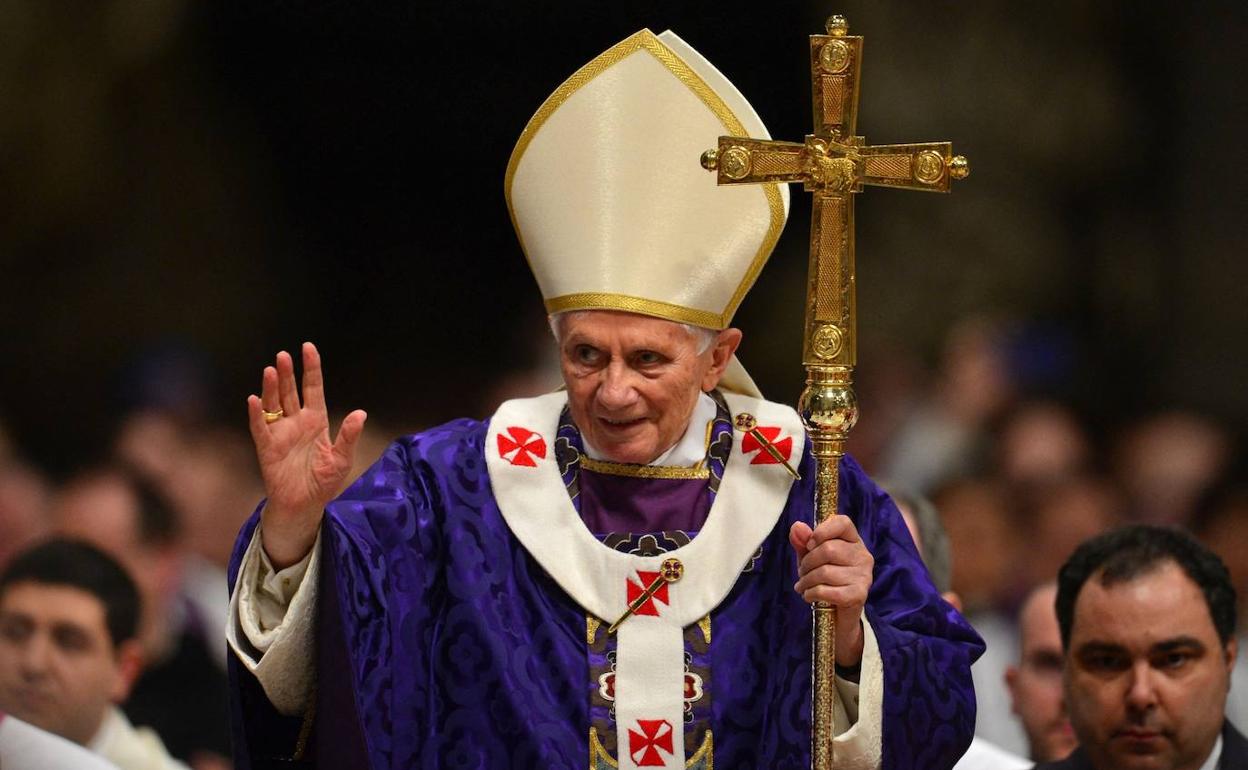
[
  {"xmin": 545, "ymin": 293, "xmax": 724, "ymax": 331},
  {"xmin": 505, "ymin": 29, "xmax": 786, "ymax": 329}
]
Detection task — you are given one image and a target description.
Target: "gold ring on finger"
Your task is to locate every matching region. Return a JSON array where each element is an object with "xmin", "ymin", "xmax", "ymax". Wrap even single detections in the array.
[{"xmin": 262, "ymin": 408, "xmax": 285, "ymax": 424}]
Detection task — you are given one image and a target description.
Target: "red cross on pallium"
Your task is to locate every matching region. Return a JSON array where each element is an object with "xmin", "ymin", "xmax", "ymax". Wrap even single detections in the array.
[
  {"xmin": 741, "ymin": 426, "xmax": 793, "ymax": 465},
  {"xmin": 626, "ymin": 571, "xmax": 669, "ymax": 617},
  {"xmin": 496, "ymin": 426, "xmax": 547, "ymax": 467},
  {"xmin": 628, "ymin": 719, "xmax": 674, "ymax": 767}
]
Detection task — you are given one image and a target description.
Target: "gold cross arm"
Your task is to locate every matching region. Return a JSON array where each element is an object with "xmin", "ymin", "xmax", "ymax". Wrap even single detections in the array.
[
  {"xmin": 698, "ymin": 14, "xmax": 966, "ymax": 195},
  {"xmin": 700, "ymin": 136, "xmax": 968, "ymax": 194}
]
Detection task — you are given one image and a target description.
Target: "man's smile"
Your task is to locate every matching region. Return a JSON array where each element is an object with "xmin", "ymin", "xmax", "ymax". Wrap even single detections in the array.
[{"xmin": 596, "ymin": 415, "xmax": 647, "ymax": 430}]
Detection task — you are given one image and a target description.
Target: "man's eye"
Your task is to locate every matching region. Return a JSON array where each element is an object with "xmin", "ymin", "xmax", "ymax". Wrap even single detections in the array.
[
  {"xmin": 1155, "ymin": 651, "xmax": 1193, "ymax": 670},
  {"xmin": 1082, "ymin": 652, "xmax": 1128, "ymax": 672},
  {"xmin": 0, "ymin": 620, "xmax": 29, "ymax": 643},
  {"xmin": 574, "ymin": 346, "xmax": 601, "ymax": 365},
  {"xmin": 1027, "ymin": 652, "xmax": 1064, "ymax": 676},
  {"xmin": 53, "ymin": 628, "xmax": 89, "ymax": 653},
  {"xmin": 635, "ymin": 351, "xmax": 662, "ymax": 366}
]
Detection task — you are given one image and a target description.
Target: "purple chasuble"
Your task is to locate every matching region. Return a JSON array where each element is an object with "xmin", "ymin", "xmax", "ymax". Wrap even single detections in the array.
[{"xmin": 226, "ymin": 393, "xmax": 984, "ymax": 770}]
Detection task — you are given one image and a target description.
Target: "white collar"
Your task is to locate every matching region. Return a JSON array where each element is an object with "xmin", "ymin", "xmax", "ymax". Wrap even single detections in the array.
[
  {"xmin": 86, "ymin": 707, "xmax": 122, "ymax": 755},
  {"xmin": 487, "ymin": 389, "xmax": 801, "ymax": 624},
  {"xmin": 580, "ymin": 392, "xmax": 718, "ymax": 467},
  {"xmin": 1197, "ymin": 734, "xmax": 1223, "ymax": 770}
]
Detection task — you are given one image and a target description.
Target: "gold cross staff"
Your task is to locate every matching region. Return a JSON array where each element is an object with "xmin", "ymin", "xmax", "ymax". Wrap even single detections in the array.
[{"xmin": 700, "ymin": 15, "xmax": 968, "ymax": 770}]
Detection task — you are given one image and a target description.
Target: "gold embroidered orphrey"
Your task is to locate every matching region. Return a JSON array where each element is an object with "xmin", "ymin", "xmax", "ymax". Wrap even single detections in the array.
[{"xmin": 699, "ymin": 14, "xmax": 969, "ymax": 770}]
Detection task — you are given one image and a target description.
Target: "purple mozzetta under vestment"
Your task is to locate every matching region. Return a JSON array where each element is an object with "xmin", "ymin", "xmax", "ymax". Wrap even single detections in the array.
[
  {"xmin": 226, "ymin": 413, "xmax": 984, "ymax": 770},
  {"xmin": 577, "ymin": 470, "xmax": 711, "ymax": 535}
]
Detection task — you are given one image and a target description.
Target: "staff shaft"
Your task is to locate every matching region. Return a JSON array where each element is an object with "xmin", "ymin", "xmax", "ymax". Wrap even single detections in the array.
[{"xmin": 799, "ymin": 189, "xmax": 860, "ymax": 768}]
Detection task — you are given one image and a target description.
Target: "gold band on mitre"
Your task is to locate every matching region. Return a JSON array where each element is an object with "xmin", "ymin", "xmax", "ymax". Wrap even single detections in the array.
[
  {"xmin": 506, "ymin": 29, "xmax": 789, "ymax": 332},
  {"xmin": 543, "ymin": 293, "xmax": 724, "ymax": 330}
]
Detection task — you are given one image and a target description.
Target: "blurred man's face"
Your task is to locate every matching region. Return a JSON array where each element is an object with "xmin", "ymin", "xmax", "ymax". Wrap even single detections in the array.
[
  {"xmin": 1006, "ymin": 583, "xmax": 1077, "ymax": 761},
  {"xmin": 0, "ymin": 582, "xmax": 134, "ymax": 746},
  {"xmin": 52, "ymin": 476, "xmax": 141, "ymax": 567},
  {"xmin": 51, "ymin": 476, "xmax": 168, "ymax": 654},
  {"xmin": 1065, "ymin": 561, "xmax": 1235, "ymax": 770},
  {"xmin": 558, "ymin": 311, "xmax": 738, "ymax": 465}
]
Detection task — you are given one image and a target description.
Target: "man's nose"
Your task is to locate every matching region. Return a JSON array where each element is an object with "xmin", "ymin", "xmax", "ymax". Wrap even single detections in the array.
[
  {"xmin": 1124, "ymin": 661, "xmax": 1158, "ymax": 713},
  {"xmin": 597, "ymin": 362, "xmax": 639, "ymax": 409},
  {"xmin": 16, "ymin": 638, "xmax": 50, "ymax": 680}
]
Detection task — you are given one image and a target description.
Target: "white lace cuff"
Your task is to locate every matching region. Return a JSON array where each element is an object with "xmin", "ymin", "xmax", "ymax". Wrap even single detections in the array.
[
  {"xmin": 226, "ymin": 524, "xmax": 321, "ymax": 715},
  {"xmin": 830, "ymin": 616, "xmax": 883, "ymax": 768}
]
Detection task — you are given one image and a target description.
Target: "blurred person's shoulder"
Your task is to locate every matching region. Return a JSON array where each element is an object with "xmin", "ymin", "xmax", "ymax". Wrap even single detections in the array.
[
  {"xmin": 954, "ymin": 736, "xmax": 1031, "ymax": 770},
  {"xmin": 91, "ymin": 707, "xmax": 189, "ymax": 770},
  {"xmin": 0, "ymin": 713, "xmax": 120, "ymax": 770}
]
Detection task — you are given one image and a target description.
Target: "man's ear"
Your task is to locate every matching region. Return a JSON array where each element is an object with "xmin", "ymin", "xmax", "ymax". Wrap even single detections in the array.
[
  {"xmin": 110, "ymin": 639, "xmax": 145, "ymax": 704},
  {"xmin": 1225, "ymin": 636, "xmax": 1238, "ymax": 671},
  {"xmin": 1004, "ymin": 665, "xmax": 1021, "ymax": 713},
  {"xmin": 701, "ymin": 328, "xmax": 743, "ymax": 392}
]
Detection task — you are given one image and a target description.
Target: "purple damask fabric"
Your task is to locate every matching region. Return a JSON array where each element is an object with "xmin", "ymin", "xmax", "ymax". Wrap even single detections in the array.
[{"xmin": 226, "ymin": 408, "xmax": 984, "ymax": 770}]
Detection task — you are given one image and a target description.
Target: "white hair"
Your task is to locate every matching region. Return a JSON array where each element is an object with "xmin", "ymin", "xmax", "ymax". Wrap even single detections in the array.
[{"xmin": 548, "ymin": 311, "xmax": 716, "ymax": 354}]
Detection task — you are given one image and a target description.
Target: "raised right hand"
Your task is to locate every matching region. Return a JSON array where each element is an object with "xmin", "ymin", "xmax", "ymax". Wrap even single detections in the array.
[{"xmin": 247, "ymin": 342, "xmax": 367, "ymax": 568}]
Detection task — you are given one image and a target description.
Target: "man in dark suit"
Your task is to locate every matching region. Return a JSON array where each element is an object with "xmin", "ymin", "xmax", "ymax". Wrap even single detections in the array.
[{"xmin": 1035, "ymin": 525, "xmax": 1246, "ymax": 770}]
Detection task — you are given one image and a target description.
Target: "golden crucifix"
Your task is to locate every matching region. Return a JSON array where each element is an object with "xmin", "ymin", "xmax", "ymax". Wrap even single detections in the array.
[{"xmin": 700, "ymin": 14, "xmax": 968, "ymax": 770}]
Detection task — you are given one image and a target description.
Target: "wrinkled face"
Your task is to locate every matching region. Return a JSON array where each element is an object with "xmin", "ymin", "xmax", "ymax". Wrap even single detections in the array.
[
  {"xmin": 1007, "ymin": 584, "xmax": 1077, "ymax": 762},
  {"xmin": 557, "ymin": 311, "xmax": 738, "ymax": 465},
  {"xmin": 1064, "ymin": 562, "xmax": 1234, "ymax": 770},
  {"xmin": 0, "ymin": 582, "xmax": 129, "ymax": 746}
]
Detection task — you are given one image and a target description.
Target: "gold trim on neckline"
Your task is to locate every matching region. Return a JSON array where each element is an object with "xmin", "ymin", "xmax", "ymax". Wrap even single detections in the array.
[{"xmin": 580, "ymin": 455, "xmax": 709, "ymax": 480}]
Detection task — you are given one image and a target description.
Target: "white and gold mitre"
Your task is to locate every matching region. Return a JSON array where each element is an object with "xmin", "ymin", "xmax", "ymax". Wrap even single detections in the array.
[{"xmin": 505, "ymin": 29, "xmax": 790, "ymax": 333}]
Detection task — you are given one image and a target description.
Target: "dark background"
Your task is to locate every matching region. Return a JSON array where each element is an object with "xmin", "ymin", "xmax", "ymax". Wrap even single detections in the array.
[{"xmin": 2, "ymin": 0, "xmax": 1245, "ymax": 475}]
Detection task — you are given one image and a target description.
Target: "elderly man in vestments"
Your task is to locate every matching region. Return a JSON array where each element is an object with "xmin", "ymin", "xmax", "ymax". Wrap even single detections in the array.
[{"xmin": 224, "ymin": 30, "xmax": 983, "ymax": 770}]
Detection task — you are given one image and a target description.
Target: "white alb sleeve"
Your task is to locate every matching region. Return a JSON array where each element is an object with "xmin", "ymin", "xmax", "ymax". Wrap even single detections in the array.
[
  {"xmin": 829, "ymin": 616, "xmax": 883, "ymax": 769},
  {"xmin": 226, "ymin": 525, "xmax": 321, "ymax": 715}
]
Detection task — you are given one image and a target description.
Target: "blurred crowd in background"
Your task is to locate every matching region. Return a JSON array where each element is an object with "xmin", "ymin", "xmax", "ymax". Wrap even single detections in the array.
[{"xmin": 0, "ymin": 308, "xmax": 1244, "ymax": 765}]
